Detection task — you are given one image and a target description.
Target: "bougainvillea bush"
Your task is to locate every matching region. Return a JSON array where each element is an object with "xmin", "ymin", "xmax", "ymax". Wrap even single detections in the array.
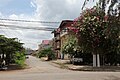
[{"xmin": 73, "ymin": 6, "xmax": 120, "ymax": 65}]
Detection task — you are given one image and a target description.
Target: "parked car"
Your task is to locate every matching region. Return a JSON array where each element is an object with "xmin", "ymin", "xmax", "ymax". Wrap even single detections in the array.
[
  {"xmin": 70, "ymin": 53, "xmax": 83, "ymax": 65},
  {"xmin": 25, "ymin": 56, "xmax": 29, "ymax": 59},
  {"xmin": 72, "ymin": 56, "xmax": 83, "ymax": 65},
  {"xmin": 69, "ymin": 51, "xmax": 93, "ymax": 65}
]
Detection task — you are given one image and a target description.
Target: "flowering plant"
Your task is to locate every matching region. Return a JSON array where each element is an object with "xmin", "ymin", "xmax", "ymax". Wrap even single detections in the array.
[{"xmin": 73, "ymin": 6, "xmax": 120, "ymax": 54}]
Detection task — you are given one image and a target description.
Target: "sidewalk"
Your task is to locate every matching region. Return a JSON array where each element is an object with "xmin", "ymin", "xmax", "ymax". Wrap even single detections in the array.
[
  {"xmin": 52, "ymin": 59, "xmax": 120, "ymax": 72},
  {"xmin": 52, "ymin": 59, "xmax": 90, "ymax": 71}
]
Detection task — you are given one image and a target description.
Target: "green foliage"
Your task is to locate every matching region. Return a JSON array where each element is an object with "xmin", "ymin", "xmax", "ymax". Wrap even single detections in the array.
[
  {"xmin": 105, "ymin": 52, "xmax": 120, "ymax": 65},
  {"xmin": 73, "ymin": 6, "xmax": 120, "ymax": 65},
  {"xmin": 0, "ymin": 35, "xmax": 25, "ymax": 66},
  {"xmin": 62, "ymin": 35, "xmax": 78, "ymax": 56},
  {"xmin": 74, "ymin": 7, "xmax": 120, "ymax": 55},
  {"xmin": 38, "ymin": 50, "xmax": 47, "ymax": 58},
  {"xmin": 62, "ymin": 35, "xmax": 93, "ymax": 64},
  {"xmin": 38, "ymin": 48, "xmax": 55, "ymax": 60},
  {"xmin": 14, "ymin": 52, "xmax": 25, "ymax": 67}
]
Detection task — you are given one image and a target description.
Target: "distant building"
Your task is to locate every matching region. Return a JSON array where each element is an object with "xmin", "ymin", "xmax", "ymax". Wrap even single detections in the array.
[
  {"xmin": 25, "ymin": 48, "xmax": 34, "ymax": 55},
  {"xmin": 38, "ymin": 40, "xmax": 51, "ymax": 52}
]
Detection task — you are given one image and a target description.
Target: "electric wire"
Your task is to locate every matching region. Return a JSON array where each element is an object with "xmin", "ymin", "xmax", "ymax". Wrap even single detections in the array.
[
  {"xmin": 0, "ymin": 19, "xmax": 57, "ymax": 49},
  {"xmin": 0, "ymin": 21, "xmax": 10, "ymax": 37},
  {"xmin": 1, "ymin": 21, "xmax": 19, "ymax": 37},
  {"xmin": 0, "ymin": 18, "xmax": 61, "ymax": 24},
  {"xmin": 0, "ymin": 24, "xmax": 57, "ymax": 31}
]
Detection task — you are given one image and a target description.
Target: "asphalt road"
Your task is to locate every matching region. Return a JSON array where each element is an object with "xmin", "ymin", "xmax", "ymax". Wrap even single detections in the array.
[{"xmin": 0, "ymin": 56, "xmax": 120, "ymax": 80}]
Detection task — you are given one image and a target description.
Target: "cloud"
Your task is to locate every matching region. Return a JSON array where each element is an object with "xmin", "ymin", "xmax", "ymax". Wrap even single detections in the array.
[
  {"xmin": 0, "ymin": 0, "xmax": 98, "ymax": 50},
  {"xmin": 9, "ymin": 14, "xmax": 19, "ymax": 19},
  {"xmin": 33, "ymin": 0, "xmax": 98, "ymax": 21},
  {"xmin": 66, "ymin": 0, "xmax": 78, "ymax": 4},
  {"xmin": 0, "ymin": 13, "xmax": 52, "ymax": 50},
  {"xmin": 30, "ymin": 1, "xmax": 36, "ymax": 8},
  {"xmin": 33, "ymin": 0, "xmax": 83, "ymax": 21}
]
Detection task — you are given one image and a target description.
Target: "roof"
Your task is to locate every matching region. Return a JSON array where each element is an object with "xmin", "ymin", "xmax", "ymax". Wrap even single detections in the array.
[
  {"xmin": 52, "ymin": 20, "xmax": 74, "ymax": 34},
  {"xmin": 59, "ymin": 20, "xmax": 73, "ymax": 29},
  {"xmin": 42, "ymin": 40, "xmax": 50, "ymax": 45},
  {"xmin": 59, "ymin": 20, "xmax": 79, "ymax": 33}
]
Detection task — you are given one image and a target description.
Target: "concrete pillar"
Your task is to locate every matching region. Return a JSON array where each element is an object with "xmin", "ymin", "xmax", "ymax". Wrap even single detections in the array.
[
  {"xmin": 93, "ymin": 54, "xmax": 97, "ymax": 67},
  {"xmin": 97, "ymin": 54, "xmax": 100, "ymax": 67}
]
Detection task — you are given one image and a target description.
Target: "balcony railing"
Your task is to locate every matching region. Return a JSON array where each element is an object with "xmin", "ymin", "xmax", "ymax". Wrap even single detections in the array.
[
  {"xmin": 55, "ymin": 36, "xmax": 60, "ymax": 41},
  {"xmin": 57, "ymin": 45, "xmax": 60, "ymax": 48},
  {"xmin": 60, "ymin": 31, "xmax": 68, "ymax": 37}
]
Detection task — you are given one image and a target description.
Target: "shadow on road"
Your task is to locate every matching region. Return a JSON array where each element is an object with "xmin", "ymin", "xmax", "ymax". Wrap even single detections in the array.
[{"xmin": 0, "ymin": 64, "xmax": 26, "ymax": 71}]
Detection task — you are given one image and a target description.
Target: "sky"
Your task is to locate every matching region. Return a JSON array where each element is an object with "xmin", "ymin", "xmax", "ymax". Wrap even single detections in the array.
[{"xmin": 0, "ymin": 0, "xmax": 98, "ymax": 50}]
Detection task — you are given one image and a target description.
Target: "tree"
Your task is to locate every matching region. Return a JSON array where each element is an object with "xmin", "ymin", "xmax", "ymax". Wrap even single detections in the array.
[
  {"xmin": 0, "ymin": 35, "xmax": 24, "ymax": 67},
  {"xmin": 14, "ymin": 51, "xmax": 25, "ymax": 67},
  {"xmin": 62, "ymin": 35, "xmax": 78, "ymax": 58},
  {"xmin": 38, "ymin": 48, "xmax": 55, "ymax": 60},
  {"xmin": 82, "ymin": 0, "xmax": 120, "ymax": 15},
  {"xmin": 74, "ymin": 6, "xmax": 120, "ymax": 67}
]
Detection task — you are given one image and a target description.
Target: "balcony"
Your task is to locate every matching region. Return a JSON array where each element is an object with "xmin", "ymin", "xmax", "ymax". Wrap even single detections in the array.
[
  {"xmin": 60, "ymin": 28, "xmax": 68, "ymax": 37},
  {"xmin": 55, "ymin": 46, "xmax": 60, "ymax": 50},
  {"xmin": 57, "ymin": 45, "xmax": 60, "ymax": 48},
  {"xmin": 55, "ymin": 36, "xmax": 60, "ymax": 42},
  {"xmin": 55, "ymin": 42, "xmax": 60, "ymax": 50},
  {"xmin": 60, "ymin": 31, "xmax": 68, "ymax": 37}
]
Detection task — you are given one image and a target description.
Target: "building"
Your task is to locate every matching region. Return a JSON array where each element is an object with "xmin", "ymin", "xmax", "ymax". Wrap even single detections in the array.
[
  {"xmin": 53, "ymin": 20, "xmax": 74, "ymax": 59},
  {"xmin": 59, "ymin": 20, "xmax": 73, "ymax": 59},
  {"xmin": 38, "ymin": 40, "xmax": 51, "ymax": 52},
  {"xmin": 52, "ymin": 28, "xmax": 61, "ymax": 59},
  {"xmin": 25, "ymin": 48, "xmax": 34, "ymax": 55}
]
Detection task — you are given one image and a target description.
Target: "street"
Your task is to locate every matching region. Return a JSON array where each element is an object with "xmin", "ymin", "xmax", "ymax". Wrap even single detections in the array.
[{"xmin": 0, "ymin": 56, "xmax": 120, "ymax": 80}]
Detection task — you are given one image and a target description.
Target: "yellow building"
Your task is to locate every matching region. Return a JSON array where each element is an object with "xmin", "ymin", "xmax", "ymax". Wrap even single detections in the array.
[
  {"xmin": 53, "ymin": 20, "xmax": 73, "ymax": 59},
  {"xmin": 59, "ymin": 20, "xmax": 73, "ymax": 59},
  {"xmin": 52, "ymin": 28, "xmax": 61, "ymax": 59}
]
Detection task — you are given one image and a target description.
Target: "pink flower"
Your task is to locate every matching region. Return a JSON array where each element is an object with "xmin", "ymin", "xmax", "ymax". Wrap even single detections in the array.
[
  {"xmin": 78, "ymin": 16, "xmax": 83, "ymax": 20},
  {"xmin": 96, "ymin": 17, "xmax": 99, "ymax": 21},
  {"xmin": 67, "ymin": 26, "xmax": 79, "ymax": 34},
  {"xmin": 104, "ymin": 15, "xmax": 108, "ymax": 21},
  {"xmin": 73, "ymin": 17, "xmax": 80, "ymax": 26}
]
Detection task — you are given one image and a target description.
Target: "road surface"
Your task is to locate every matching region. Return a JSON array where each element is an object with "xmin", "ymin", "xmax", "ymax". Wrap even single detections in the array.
[{"xmin": 0, "ymin": 56, "xmax": 120, "ymax": 80}]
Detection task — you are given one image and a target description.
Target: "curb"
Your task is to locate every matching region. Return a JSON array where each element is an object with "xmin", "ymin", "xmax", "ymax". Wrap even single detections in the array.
[{"xmin": 51, "ymin": 60, "xmax": 120, "ymax": 72}]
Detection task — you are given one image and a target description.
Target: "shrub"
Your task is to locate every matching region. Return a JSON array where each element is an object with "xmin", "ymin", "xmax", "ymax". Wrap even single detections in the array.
[
  {"xmin": 14, "ymin": 52, "xmax": 25, "ymax": 67},
  {"xmin": 38, "ymin": 48, "xmax": 56, "ymax": 60}
]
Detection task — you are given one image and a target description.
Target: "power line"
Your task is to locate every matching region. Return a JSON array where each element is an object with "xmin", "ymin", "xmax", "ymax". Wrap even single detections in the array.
[
  {"xmin": 2, "ymin": 21, "xmax": 19, "ymax": 37},
  {"xmin": 0, "ymin": 21, "xmax": 58, "ymax": 27},
  {"xmin": 0, "ymin": 24, "xmax": 57, "ymax": 31},
  {"xmin": 0, "ymin": 18, "xmax": 61, "ymax": 24},
  {"xmin": 0, "ymin": 21, "xmax": 10, "ymax": 37}
]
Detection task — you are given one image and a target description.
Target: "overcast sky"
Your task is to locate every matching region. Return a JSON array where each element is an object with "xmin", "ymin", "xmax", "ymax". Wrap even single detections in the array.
[{"xmin": 0, "ymin": 0, "xmax": 98, "ymax": 50}]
